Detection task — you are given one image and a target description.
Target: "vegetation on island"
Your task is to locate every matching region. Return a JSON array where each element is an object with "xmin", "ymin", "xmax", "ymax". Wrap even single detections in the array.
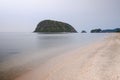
[
  {"xmin": 91, "ymin": 28, "xmax": 120, "ymax": 33},
  {"xmin": 34, "ymin": 20, "xmax": 77, "ymax": 33},
  {"xmin": 90, "ymin": 28, "xmax": 102, "ymax": 33}
]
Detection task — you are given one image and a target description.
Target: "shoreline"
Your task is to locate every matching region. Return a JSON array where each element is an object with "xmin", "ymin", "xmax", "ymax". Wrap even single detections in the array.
[
  {"xmin": 0, "ymin": 33, "xmax": 119, "ymax": 80},
  {"xmin": 15, "ymin": 34, "xmax": 120, "ymax": 80}
]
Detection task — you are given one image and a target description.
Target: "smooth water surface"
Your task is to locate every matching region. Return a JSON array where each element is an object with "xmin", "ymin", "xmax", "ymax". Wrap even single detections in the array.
[{"xmin": 0, "ymin": 33, "xmax": 108, "ymax": 63}]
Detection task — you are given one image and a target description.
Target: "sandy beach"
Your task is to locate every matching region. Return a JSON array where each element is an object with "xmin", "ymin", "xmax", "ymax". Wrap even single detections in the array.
[{"xmin": 14, "ymin": 33, "xmax": 120, "ymax": 80}]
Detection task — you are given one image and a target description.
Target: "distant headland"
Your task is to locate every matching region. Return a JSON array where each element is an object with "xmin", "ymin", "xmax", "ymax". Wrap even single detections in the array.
[
  {"xmin": 34, "ymin": 20, "xmax": 77, "ymax": 33},
  {"xmin": 81, "ymin": 28, "xmax": 120, "ymax": 33},
  {"xmin": 90, "ymin": 28, "xmax": 120, "ymax": 33}
]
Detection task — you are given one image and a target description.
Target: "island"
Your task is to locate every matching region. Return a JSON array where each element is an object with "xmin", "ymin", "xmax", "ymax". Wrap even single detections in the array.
[
  {"xmin": 90, "ymin": 28, "xmax": 102, "ymax": 33},
  {"xmin": 81, "ymin": 30, "xmax": 87, "ymax": 33},
  {"xmin": 90, "ymin": 28, "xmax": 120, "ymax": 33},
  {"xmin": 34, "ymin": 20, "xmax": 77, "ymax": 33}
]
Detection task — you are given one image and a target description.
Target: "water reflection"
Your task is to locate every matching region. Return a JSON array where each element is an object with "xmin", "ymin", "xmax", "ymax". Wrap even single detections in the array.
[{"xmin": 36, "ymin": 33, "xmax": 75, "ymax": 49}]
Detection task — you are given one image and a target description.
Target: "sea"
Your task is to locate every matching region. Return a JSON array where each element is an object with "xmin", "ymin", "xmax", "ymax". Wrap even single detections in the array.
[{"xmin": 0, "ymin": 32, "xmax": 109, "ymax": 80}]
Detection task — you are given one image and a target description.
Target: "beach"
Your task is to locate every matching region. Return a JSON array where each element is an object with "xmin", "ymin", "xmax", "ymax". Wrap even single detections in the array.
[
  {"xmin": 14, "ymin": 33, "xmax": 120, "ymax": 80},
  {"xmin": 0, "ymin": 0, "xmax": 119, "ymax": 79}
]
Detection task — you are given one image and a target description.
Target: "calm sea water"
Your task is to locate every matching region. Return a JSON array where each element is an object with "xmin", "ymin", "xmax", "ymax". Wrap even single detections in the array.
[{"xmin": 0, "ymin": 33, "xmax": 109, "ymax": 70}]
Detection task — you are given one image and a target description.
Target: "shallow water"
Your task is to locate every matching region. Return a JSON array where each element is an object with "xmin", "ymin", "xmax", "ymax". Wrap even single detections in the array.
[
  {"xmin": 0, "ymin": 32, "xmax": 109, "ymax": 80},
  {"xmin": 0, "ymin": 33, "xmax": 108, "ymax": 63}
]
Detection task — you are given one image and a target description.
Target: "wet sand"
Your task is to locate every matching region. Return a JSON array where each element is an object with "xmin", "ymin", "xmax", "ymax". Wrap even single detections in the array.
[{"xmin": 15, "ymin": 33, "xmax": 120, "ymax": 80}]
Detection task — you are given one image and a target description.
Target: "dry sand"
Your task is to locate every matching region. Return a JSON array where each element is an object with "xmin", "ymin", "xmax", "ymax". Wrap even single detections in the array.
[{"xmin": 15, "ymin": 34, "xmax": 120, "ymax": 80}]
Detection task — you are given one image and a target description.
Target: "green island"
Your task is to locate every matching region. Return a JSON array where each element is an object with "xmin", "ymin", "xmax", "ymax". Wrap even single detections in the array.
[{"xmin": 34, "ymin": 20, "xmax": 77, "ymax": 33}]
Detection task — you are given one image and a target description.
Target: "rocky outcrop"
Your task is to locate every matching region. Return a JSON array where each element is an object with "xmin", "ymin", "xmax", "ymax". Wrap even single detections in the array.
[
  {"xmin": 81, "ymin": 30, "xmax": 87, "ymax": 33},
  {"xmin": 34, "ymin": 20, "xmax": 77, "ymax": 33}
]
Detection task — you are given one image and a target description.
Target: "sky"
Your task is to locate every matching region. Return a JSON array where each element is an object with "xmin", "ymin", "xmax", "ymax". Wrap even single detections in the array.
[{"xmin": 0, "ymin": 0, "xmax": 120, "ymax": 32}]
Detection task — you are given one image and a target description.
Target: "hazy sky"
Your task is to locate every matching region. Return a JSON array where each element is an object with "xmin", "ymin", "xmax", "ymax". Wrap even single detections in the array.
[{"xmin": 0, "ymin": 0, "xmax": 120, "ymax": 32}]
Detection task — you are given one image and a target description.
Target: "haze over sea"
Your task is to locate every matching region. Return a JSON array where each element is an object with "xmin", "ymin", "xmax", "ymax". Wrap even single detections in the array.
[
  {"xmin": 0, "ymin": 33, "xmax": 108, "ymax": 65},
  {"xmin": 0, "ymin": 33, "xmax": 107, "ymax": 61},
  {"xmin": 0, "ymin": 32, "xmax": 109, "ymax": 80}
]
